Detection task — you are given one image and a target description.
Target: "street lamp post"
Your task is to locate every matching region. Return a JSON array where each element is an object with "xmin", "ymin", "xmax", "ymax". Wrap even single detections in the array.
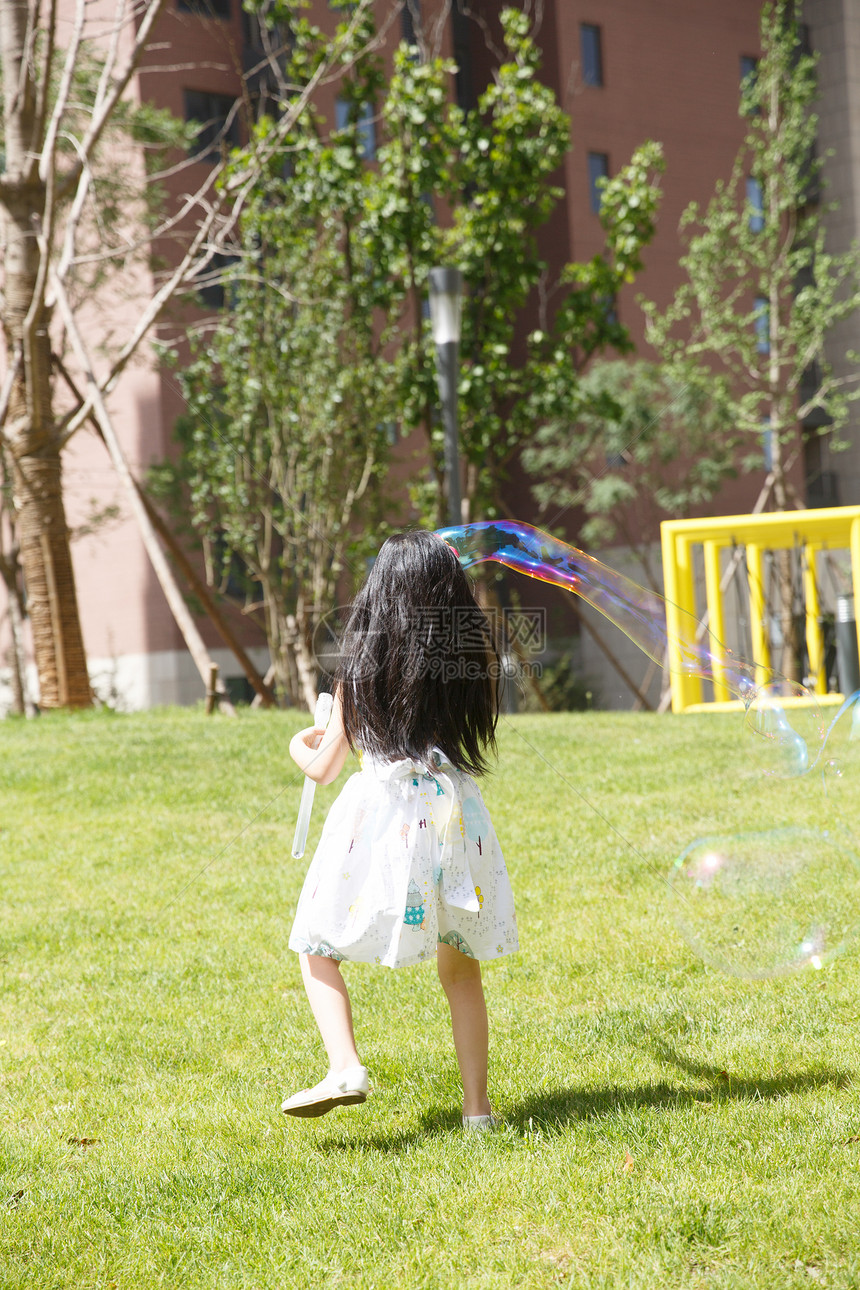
[{"xmin": 427, "ymin": 267, "xmax": 464, "ymax": 526}]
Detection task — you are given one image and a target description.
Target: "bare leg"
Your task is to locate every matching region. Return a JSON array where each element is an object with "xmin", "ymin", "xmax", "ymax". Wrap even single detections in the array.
[
  {"xmin": 300, "ymin": 953, "xmax": 362, "ymax": 1073},
  {"xmin": 437, "ymin": 943, "xmax": 492, "ymax": 1118}
]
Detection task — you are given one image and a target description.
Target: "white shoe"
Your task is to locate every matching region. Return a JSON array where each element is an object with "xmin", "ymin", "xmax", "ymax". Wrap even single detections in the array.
[
  {"xmin": 281, "ymin": 1065, "xmax": 369, "ymax": 1118},
  {"xmin": 462, "ymin": 1113, "xmax": 497, "ymax": 1132}
]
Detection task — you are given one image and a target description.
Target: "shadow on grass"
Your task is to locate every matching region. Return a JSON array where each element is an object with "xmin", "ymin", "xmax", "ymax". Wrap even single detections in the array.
[
  {"xmin": 654, "ymin": 1039, "xmax": 854, "ymax": 1095},
  {"xmin": 310, "ymin": 1047, "xmax": 854, "ymax": 1150},
  {"xmin": 313, "ymin": 1106, "xmax": 465, "ymax": 1154},
  {"xmin": 504, "ymin": 1043, "xmax": 853, "ymax": 1134}
]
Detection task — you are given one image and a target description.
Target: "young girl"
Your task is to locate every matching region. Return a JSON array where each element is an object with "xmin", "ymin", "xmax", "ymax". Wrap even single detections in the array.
[{"xmin": 283, "ymin": 530, "xmax": 518, "ymax": 1128}]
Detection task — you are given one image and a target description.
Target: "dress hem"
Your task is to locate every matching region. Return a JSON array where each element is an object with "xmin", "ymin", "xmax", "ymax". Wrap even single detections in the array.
[{"xmin": 288, "ymin": 935, "xmax": 520, "ymax": 970}]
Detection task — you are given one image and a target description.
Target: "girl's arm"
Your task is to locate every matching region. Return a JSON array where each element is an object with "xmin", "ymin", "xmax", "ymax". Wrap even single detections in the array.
[{"xmin": 289, "ymin": 688, "xmax": 351, "ymax": 786}]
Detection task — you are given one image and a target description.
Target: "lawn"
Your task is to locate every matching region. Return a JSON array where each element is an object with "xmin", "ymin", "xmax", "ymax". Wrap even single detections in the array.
[{"xmin": 3, "ymin": 707, "xmax": 860, "ymax": 1289}]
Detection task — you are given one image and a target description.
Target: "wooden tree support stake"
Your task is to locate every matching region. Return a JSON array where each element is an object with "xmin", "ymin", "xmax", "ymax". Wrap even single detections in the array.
[
  {"xmin": 205, "ymin": 664, "xmax": 219, "ymax": 715},
  {"xmin": 51, "ymin": 272, "xmax": 237, "ymax": 715},
  {"xmin": 51, "ymin": 352, "xmax": 276, "ymax": 708}
]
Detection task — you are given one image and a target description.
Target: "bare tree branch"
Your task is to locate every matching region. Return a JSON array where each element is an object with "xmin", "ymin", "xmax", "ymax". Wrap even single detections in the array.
[
  {"xmin": 53, "ymin": 4, "xmax": 375, "ymax": 441},
  {"xmin": 53, "ymin": 0, "xmax": 171, "ymax": 203},
  {"xmin": 39, "ymin": 0, "xmax": 86, "ymax": 185},
  {"xmin": 0, "ymin": 349, "xmax": 22, "ymax": 437},
  {"xmin": 31, "ymin": 0, "xmax": 57, "ymax": 154}
]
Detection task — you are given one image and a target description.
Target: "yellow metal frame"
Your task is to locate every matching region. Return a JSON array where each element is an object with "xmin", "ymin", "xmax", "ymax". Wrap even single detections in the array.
[{"xmin": 660, "ymin": 505, "xmax": 860, "ymax": 714}]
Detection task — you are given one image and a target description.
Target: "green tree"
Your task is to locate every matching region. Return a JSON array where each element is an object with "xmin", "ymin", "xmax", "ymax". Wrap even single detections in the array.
[
  {"xmin": 0, "ymin": 0, "xmax": 176, "ymax": 706},
  {"xmin": 159, "ymin": 99, "xmax": 396, "ymax": 705},
  {"xmin": 167, "ymin": 8, "xmax": 663, "ymax": 655},
  {"xmin": 523, "ymin": 360, "xmax": 737, "ymax": 590},
  {"xmin": 160, "ymin": 5, "xmax": 664, "ymax": 701},
  {"xmin": 375, "ymin": 11, "xmax": 664, "ymax": 523},
  {"xmin": 0, "ymin": 0, "xmax": 373, "ymax": 709},
  {"xmin": 642, "ymin": 1, "xmax": 860, "ymax": 672}
]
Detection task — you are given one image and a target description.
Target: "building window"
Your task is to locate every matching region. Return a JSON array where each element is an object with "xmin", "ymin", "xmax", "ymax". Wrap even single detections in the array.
[
  {"xmin": 581, "ymin": 24, "xmax": 603, "ymax": 87},
  {"xmin": 754, "ymin": 296, "xmax": 769, "ymax": 354},
  {"xmin": 601, "ymin": 294, "xmax": 618, "ymax": 327},
  {"xmin": 804, "ymin": 433, "xmax": 839, "ymax": 507},
  {"xmin": 184, "ymin": 89, "xmax": 240, "ymax": 164},
  {"xmin": 796, "ymin": 23, "xmax": 812, "ymax": 59},
  {"xmin": 335, "ymin": 98, "xmax": 376, "ymax": 160},
  {"xmin": 402, "ymin": 0, "xmax": 420, "ymax": 45},
  {"xmin": 225, "ymin": 676, "xmax": 256, "ymax": 705},
  {"xmin": 587, "ymin": 151, "xmax": 609, "ymax": 213},
  {"xmin": 799, "ymin": 361, "xmax": 833, "ymax": 430},
  {"xmin": 196, "ymin": 251, "xmax": 239, "ymax": 310},
  {"xmin": 740, "ymin": 54, "xmax": 760, "ymax": 113},
  {"xmin": 747, "ymin": 176, "xmax": 764, "ymax": 232},
  {"xmin": 451, "ymin": 0, "xmax": 474, "ymax": 111},
  {"xmin": 177, "ymin": 0, "xmax": 230, "ymax": 18},
  {"xmin": 800, "ymin": 141, "xmax": 821, "ymax": 207}
]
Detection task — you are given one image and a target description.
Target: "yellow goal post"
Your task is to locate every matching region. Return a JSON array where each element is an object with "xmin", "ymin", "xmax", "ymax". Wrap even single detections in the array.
[{"xmin": 660, "ymin": 505, "xmax": 860, "ymax": 714}]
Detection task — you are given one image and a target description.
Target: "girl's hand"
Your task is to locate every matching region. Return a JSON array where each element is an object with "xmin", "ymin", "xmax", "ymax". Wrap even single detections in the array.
[
  {"xmin": 289, "ymin": 726, "xmax": 325, "ymax": 769},
  {"xmin": 294, "ymin": 725, "xmax": 327, "ymax": 751},
  {"xmin": 289, "ymin": 691, "xmax": 350, "ymax": 784}
]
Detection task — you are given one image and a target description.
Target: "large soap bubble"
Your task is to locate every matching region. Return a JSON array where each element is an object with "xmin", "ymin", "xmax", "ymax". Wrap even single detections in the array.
[
  {"xmin": 436, "ymin": 519, "xmax": 858, "ymax": 978},
  {"xmin": 668, "ymin": 829, "xmax": 860, "ymax": 978},
  {"xmin": 819, "ymin": 691, "xmax": 860, "ymax": 841},
  {"xmin": 743, "ymin": 679, "xmax": 825, "ymax": 780}
]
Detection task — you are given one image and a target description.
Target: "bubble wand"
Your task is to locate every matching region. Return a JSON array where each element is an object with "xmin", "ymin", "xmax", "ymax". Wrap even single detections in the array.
[{"xmin": 291, "ymin": 690, "xmax": 334, "ymax": 860}]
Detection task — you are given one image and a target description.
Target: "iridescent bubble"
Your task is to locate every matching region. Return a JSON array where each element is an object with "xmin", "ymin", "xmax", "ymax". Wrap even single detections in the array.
[
  {"xmin": 438, "ymin": 519, "xmax": 824, "ymax": 765},
  {"xmin": 743, "ymin": 679, "xmax": 826, "ymax": 780},
  {"xmin": 818, "ymin": 690, "xmax": 860, "ymax": 836},
  {"xmin": 441, "ymin": 520, "xmax": 794, "ymax": 699},
  {"xmin": 436, "ymin": 519, "xmax": 850, "ymax": 978},
  {"xmin": 668, "ymin": 829, "xmax": 860, "ymax": 978}
]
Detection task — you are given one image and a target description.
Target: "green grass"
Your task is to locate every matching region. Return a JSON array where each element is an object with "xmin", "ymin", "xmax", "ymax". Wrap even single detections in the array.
[{"xmin": 3, "ymin": 707, "xmax": 860, "ymax": 1288}]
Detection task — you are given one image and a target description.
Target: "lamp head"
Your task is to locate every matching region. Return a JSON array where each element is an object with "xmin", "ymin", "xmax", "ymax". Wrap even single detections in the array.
[{"xmin": 427, "ymin": 267, "xmax": 464, "ymax": 346}]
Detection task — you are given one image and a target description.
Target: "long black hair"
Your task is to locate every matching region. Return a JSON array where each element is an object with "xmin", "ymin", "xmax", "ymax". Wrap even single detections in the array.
[{"xmin": 338, "ymin": 531, "xmax": 500, "ymax": 774}]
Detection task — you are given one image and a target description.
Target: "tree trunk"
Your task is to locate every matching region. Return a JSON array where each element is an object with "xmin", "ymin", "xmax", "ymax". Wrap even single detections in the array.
[
  {"xmin": 765, "ymin": 124, "xmax": 802, "ymax": 683},
  {"xmin": 768, "ymin": 413, "xmax": 802, "ymax": 681},
  {"xmin": 53, "ymin": 273, "xmax": 236, "ymax": 715},
  {"xmin": 10, "ymin": 453, "xmax": 91, "ymax": 707},
  {"xmin": 0, "ymin": 546, "xmax": 28, "ymax": 714},
  {"xmin": 286, "ymin": 606, "xmax": 319, "ymax": 712},
  {"xmin": 4, "ymin": 283, "xmax": 92, "ymax": 708},
  {"xmin": 1, "ymin": 0, "xmax": 92, "ymax": 709}
]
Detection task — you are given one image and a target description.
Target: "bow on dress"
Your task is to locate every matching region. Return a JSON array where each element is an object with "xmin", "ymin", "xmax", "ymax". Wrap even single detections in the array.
[{"xmin": 362, "ymin": 748, "xmax": 483, "ymax": 913}]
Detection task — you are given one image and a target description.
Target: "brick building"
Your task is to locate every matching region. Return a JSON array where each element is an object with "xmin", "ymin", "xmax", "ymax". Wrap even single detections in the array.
[{"xmin": 3, "ymin": 0, "xmax": 858, "ymax": 710}]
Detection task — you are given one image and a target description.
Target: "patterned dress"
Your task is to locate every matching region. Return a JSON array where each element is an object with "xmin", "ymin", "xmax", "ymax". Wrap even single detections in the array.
[{"xmin": 289, "ymin": 749, "xmax": 518, "ymax": 968}]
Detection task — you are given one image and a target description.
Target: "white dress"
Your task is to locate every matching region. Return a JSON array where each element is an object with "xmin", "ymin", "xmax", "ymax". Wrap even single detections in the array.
[{"xmin": 289, "ymin": 748, "xmax": 519, "ymax": 968}]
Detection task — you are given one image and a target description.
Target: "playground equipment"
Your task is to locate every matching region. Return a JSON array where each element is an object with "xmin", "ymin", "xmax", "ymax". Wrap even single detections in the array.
[{"xmin": 660, "ymin": 505, "xmax": 860, "ymax": 714}]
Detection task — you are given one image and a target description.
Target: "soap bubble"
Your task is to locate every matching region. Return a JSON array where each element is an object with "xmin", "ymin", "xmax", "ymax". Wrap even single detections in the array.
[
  {"xmin": 743, "ymin": 680, "xmax": 826, "ymax": 780},
  {"xmin": 819, "ymin": 690, "xmax": 860, "ymax": 840},
  {"xmin": 668, "ymin": 829, "xmax": 860, "ymax": 978}
]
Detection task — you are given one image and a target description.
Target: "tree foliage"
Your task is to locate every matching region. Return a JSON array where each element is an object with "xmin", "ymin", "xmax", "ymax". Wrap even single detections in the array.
[
  {"xmin": 156, "ymin": 96, "xmax": 397, "ymax": 702},
  {"xmin": 523, "ymin": 360, "xmax": 737, "ymax": 586},
  {"xmin": 380, "ymin": 11, "xmax": 664, "ymax": 522},
  {"xmin": 163, "ymin": 6, "xmax": 664, "ymax": 700},
  {"xmin": 643, "ymin": 0, "xmax": 860, "ymax": 513}
]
